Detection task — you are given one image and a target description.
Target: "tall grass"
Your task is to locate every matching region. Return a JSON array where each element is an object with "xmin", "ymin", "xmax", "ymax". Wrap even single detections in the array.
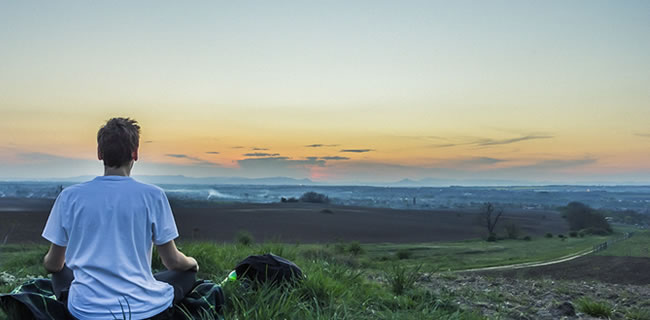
[
  {"xmin": 576, "ymin": 297, "xmax": 613, "ymax": 318},
  {"xmin": 1, "ymin": 241, "xmax": 483, "ymax": 320}
]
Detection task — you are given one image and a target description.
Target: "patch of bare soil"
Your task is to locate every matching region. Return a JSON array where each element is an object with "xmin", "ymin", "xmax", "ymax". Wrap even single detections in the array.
[
  {"xmin": 418, "ymin": 272, "xmax": 650, "ymax": 320},
  {"xmin": 479, "ymin": 255, "xmax": 650, "ymax": 285}
]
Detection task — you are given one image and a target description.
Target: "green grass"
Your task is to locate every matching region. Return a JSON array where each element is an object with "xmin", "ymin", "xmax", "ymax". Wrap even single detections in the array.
[
  {"xmin": 575, "ymin": 297, "xmax": 613, "ymax": 318},
  {"xmin": 0, "ymin": 228, "xmax": 629, "ymax": 319},
  {"xmin": 626, "ymin": 308, "xmax": 650, "ymax": 320},
  {"xmin": 0, "ymin": 241, "xmax": 485, "ymax": 320},
  {"xmin": 595, "ymin": 230, "xmax": 650, "ymax": 258},
  {"xmin": 360, "ymin": 232, "xmax": 616, "ymax": 272}
]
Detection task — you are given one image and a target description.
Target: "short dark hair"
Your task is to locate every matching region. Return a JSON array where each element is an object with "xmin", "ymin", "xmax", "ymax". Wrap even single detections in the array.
[{"xmin": 97, "ymin": 117, "xmax": 141, "ymax": 168}]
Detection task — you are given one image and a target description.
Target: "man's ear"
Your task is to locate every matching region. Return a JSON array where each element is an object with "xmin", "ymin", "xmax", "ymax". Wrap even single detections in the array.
[
  {"xmin": 132, "ymin": 148, "xmax": 139, "ymax": 162},
  {"xmin": 97, "ymin": 146, "xmax": 103, "ymax": 160}
]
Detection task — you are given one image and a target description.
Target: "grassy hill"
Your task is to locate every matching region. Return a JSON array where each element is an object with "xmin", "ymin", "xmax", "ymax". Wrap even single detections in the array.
[{"xmin": 1, "ymin": 228, "xmax": 647, "ymax": 319}]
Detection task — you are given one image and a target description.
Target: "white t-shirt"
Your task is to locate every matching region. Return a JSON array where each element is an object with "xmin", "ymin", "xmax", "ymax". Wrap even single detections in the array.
[{"xmin": 42, "ymin": 176, "xmax": 178, "ymax": 320}]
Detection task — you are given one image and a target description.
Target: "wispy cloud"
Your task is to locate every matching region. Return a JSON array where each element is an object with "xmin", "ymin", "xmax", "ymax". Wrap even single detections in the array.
[
  {"xmin": 430, "ymin": 134, "xmax": 553, "ymax": 148},
  {"xmin": 320, "ymin": 156, "xmax": 350, "ymax": 160},
  {"xmin": 252, "ymin": 147, "xmax": 268, "ymax": 151},
  {"xmin": 244, "ymin": 152, "xmax": 280, "ymax": 157},
  {"xmin": 305, "ymin": 144, "xmax": 340, "ymax": 148},
  {"xmin": 634, "ymin": 132, "xmax": 650, "ymax": 138},
  {"xmin": 237, "ymin": 157, "xmax": 326, "ymax": 177},
  {"xmin": 521, "ymin": 157, "xmax": 597, "ymax": 169},
  {"xmin": 239, "ymin": 156, "xmax": 325, "ymax": 166},
  {"xmin": 477, "ymin": 135, "xmax": 553, "ymax": 146},
  {"xmin": 205, "ymin": 151, "xmax": 220, "ymax": 154},
  {"xmin": 165, "ymin": 154, "xmax": 219, "ymax": 166},
  {"xmin": 18, "ymin": 152, "xmax": 74, "ymax": 162},
  {"xmin": 144, "ymin": 140, "xmax": 154, "ymax": 144},
  {"xmin": 231, "ymin": 146, "xmax": 245, "ymax": 149},
  {"xmin": 340, "ymin": 149, "xmax": 374, "ymax": 153}
]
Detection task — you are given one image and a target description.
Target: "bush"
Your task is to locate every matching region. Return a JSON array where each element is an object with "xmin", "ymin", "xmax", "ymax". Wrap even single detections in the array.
[
  {"xmin": 579, "ymin": 231, "xmax": 586, "ymax": 238},
  {"xmin": 333, "ymin": 241, "xmax": 346, "ymax": 254},
  {"xmin": 523, "ymin": 236, "xmax": 532, "ymax": 241},
  {"xmin": 569, "ymin": 231, "xmax": 578, "ymax": 238},
  {"xmin": 347, "ymin": 241, "xmax": 364, "ymax": 256},
  {"xmin": 576, "ymin": 297, "xmax": 612, "ymax": 318},
  {"xmin": 235, "ymin": 230, "xmax": 254, "ymax": 246},
  {"xmin": 396, "ymin": 249, "xmax": 412, "ymax": 260},
  {"xmin": 545, "ymin": 233, "xmax": 553, "ymax": 238},
  {"xmin": 487, "ymin": 233, "xmax": 497, "ymax": 242},
  {"xmin": 386, "ymin": 264, "xmax": 421, "ymax": 295},
  {"xmin": 280, "ymin": 197, "xmax": 299, "ymax": 203},
  {"xmin": 562, "ymin": 202, "xmax": 612, "ymax": 234},
  {"xmin": 299, "ymin": 192, "xmax": 330, "ymax": 204}
]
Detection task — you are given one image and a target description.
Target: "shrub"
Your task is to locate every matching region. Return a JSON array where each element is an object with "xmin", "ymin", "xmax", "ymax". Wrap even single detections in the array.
[
  {"xmin": 386, "ymin": 264, "xmax": 421, "ymax": 295},
  {"xmin": 569, "ymin": 231, "xmax": 578, "ymax": 238},
  {"xmin": 579, "ymin": 231, "xmax": 586, "ymax": 238},
  {"xmin": 299, "ymin": 192, "xmax": 330, "ymax": 204},
  {"xmin": 562, "ymin": 202, "xmax": 612, "ymax": 233},
  {"xmin": 396, "ymin": 249, "xmax": 412, "ymax": 260},
  {"xmin": 545, "ymin": 233, "xmax": 553, "ymax": 238},
  {"xmin": 333, "ymin": 241, "xmax": 346, "ymax": 254},
  {"xmin": 576, "ymin": 297, "xmax": 612, "ymax": 318},
  {"xmin": 487, "ymin": 233, "xmax": 497, "ymax": 242},
  {"xmin": 235, "ymin": 230, "xmax": 254, "ymax": 246},
  {"xmin": 347, "ymin": 241, "xmax": 364, "ymax": 256},
  {"xmin": 523, "ymin": 236, "xmax": 532, "ymax": 241}
]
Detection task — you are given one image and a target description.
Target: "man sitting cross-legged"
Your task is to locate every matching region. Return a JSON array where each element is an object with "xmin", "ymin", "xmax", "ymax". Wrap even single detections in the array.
[{"xmin": 42, "ymin": 117, "xmax": 199, "ymax": 320}]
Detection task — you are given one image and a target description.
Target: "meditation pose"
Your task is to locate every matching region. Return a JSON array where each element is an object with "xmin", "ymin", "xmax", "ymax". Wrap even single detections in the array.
[{"xmin": 42, "ymin": 117, "xmax": 199, "ymax": 319}]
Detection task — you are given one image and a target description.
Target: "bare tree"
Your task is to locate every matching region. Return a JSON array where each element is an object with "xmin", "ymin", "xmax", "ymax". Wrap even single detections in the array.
[{"xmin": 482, "ymin": 202, "xmax": 503, "ymax": 236}]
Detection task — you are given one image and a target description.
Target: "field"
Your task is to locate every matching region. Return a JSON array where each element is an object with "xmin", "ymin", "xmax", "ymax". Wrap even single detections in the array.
[
  {"xmin": 1, "ymin": 199, "xmax": 649, "ymax": 319},
  {"xmin": 0, "ymin": 198, "xmax": 568, "ymax": 244},
  {"xmin": 2, "ymin": 229, "xmax": 649, "ymax": 319}
]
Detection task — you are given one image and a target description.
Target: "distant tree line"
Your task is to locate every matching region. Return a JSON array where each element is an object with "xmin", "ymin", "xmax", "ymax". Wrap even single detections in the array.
[
  {"xmin": 281, "ymin": 191, "xmax": 330, "ymax": 204},
  {"xmin": 604, "ymin": 209, "xmax": 650, "ymax": 226}
]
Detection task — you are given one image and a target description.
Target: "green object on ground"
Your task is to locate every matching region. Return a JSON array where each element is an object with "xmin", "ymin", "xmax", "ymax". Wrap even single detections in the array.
[{"xmin": 221, "ymin": 270, "xmax": 237, "ymax": 285}]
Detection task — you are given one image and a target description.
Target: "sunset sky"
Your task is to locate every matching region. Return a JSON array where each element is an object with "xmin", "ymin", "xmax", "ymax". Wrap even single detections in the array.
[{"xmin": 1, "ymin": 1, "xmax": 649, "ymax": 184}]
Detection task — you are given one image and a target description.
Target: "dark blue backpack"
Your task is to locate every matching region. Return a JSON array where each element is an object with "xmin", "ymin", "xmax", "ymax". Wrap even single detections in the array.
[{"xmin": 234, "ymin": 254, "xmax": 303, "ymax": 285}]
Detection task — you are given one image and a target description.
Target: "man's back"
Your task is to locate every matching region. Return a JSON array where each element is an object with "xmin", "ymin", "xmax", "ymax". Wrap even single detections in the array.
[{"xmin": 43, "ymin": 176, "xmax": 178, "ymax": 319}]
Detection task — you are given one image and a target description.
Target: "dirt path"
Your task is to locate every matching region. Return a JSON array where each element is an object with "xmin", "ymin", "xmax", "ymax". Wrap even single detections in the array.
[
  {"xmin": 457, "ymin": 247, "xmax": 595, "ymax": 273},
  {"xmin": 459, "ymin": 231, "xmax": 636, "ymax": 273}
]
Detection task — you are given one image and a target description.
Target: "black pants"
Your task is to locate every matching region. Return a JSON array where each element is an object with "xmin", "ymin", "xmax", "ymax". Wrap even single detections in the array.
[{"xmin": 52, "ymin": 265, "xmax": 196, "ymax": 318}]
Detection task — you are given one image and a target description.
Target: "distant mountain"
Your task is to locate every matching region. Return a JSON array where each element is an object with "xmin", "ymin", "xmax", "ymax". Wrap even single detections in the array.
[
  {"xmin": 131, "ymin": 175, "xmax": 318, "ymax": 185},
  {"xmin": 0, "ymin": 175, "xmax": 319, "ymax": 185},
  {"xmin": 389, "ymin": 177, "xmax": 540, "ymax": 187}
]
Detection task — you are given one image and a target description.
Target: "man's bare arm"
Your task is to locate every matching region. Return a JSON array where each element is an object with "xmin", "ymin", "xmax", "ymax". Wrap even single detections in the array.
[
  {"xmin": 156, "ymin": 240, "xmax": 199, "ymax": 272},
  {"xmin": 43, "ymin": 243, "xmax": 66, "ymax": 273}
]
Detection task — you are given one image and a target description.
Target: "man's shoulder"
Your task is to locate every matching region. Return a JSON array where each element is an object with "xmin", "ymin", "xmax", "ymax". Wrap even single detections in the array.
[
  {"xmin": 62, "ymin": 177, "xmax": 165, "ymax": 197},
  {"xmin": 129, "ymin": 179, "xmax": 166, "ymax": 195}
]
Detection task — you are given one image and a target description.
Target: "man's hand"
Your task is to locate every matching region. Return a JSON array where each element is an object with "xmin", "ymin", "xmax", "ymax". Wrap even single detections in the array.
[
  {"xmin": 43, "ymin": 243, "xmax": 66, "ymax": 273},
  {"xmin": 188, "ymin": 257, "xmax": 199, "ymax": 272}
]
